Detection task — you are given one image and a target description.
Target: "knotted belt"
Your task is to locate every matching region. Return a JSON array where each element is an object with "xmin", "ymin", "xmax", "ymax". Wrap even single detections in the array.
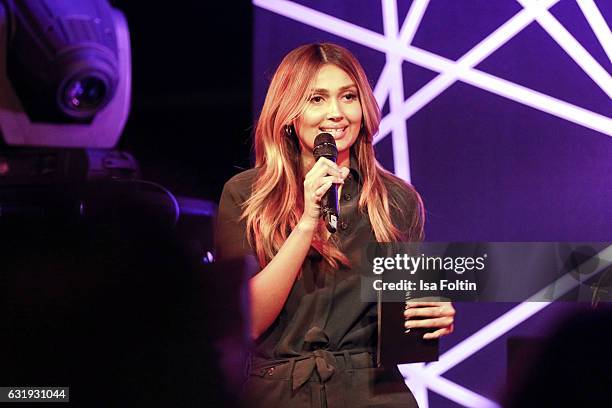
[
  {"xmin": 249, "ymin": 327, "xmax": 375, "ymax": 407},
  {"xmin": 291, "ymin": 348, "xmax": 337, "ymax": 391}
]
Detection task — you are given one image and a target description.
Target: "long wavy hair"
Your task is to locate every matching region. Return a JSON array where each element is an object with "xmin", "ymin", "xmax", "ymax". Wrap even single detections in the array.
[{"xmin": 243, "ymin": 43, "xmax": 424, "ymax": 268}]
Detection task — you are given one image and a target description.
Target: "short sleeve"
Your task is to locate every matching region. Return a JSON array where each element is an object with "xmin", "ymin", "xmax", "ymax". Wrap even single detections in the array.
[{"xmin": 214, "ymin": 170, "xmax": 261, "ymax": 277}]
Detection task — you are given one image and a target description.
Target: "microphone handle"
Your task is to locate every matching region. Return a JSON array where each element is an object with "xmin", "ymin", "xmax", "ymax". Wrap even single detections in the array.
[{"xmin": 321, "ymin": 183, "xmax": 339, "ymax": 233}]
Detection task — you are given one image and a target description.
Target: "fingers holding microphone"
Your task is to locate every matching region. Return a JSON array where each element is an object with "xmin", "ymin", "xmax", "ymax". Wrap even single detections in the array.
[{"xmin": 300, "ymin": 157, "xmax": 349, "ymax": 230}]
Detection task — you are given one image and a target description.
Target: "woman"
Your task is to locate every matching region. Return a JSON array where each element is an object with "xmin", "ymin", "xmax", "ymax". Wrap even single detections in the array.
[{"xmin": 215, "ymin": 43, "xmax": 454, "ymax": 407}]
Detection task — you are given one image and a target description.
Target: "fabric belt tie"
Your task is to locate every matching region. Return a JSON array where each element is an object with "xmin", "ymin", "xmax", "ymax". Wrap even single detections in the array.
[
  {"xmin": 249, "ymin": 349, "xmax": 373, "ymax": 408},
  {"xmin": 292, "ymin": 326, "xmax": 335, "ymax": 391},
  {"xmin": 292, "ymin": 349, "xmax": 336, "ymax": 391},
  {"xmin": 249, "ymin": 328, "xmax": 373, "ymax": 407}
]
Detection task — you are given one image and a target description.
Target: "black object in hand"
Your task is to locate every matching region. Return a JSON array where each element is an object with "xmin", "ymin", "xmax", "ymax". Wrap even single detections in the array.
[{"xmin": 313, "ymin": 133, "xmax": 339, "ymax": 233}]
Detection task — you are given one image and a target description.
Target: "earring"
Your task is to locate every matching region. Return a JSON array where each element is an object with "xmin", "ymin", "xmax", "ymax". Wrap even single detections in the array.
[{"xmin": 284, "ymin": 124, "xmax": 294, "ymax": 136}]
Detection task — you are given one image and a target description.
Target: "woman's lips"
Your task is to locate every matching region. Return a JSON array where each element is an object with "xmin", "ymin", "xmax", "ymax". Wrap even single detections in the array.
[{"xmin": 319, "ymin": 127, "xmax": 347, "ymax": 138}]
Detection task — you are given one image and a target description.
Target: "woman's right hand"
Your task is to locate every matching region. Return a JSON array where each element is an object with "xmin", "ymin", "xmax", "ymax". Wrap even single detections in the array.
[{"xmin": 299, "ymin": 157, "xmax": 350, "ymax": 231}]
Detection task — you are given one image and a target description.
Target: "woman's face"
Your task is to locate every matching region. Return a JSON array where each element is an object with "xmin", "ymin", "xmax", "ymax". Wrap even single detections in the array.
[{"xmin": 294, "ymin": 64, "xmax": 363, "ymax": 166}]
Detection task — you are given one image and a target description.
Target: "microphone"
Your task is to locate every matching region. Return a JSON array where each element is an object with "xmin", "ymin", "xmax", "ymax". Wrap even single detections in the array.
[{"xmin": 313, "ymin": 133, "xmax": 339, "ymax": 233}]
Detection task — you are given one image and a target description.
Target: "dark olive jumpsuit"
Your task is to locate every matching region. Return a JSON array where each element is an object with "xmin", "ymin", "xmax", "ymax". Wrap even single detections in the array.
[{"xmin": 215, "ymin": 156, "xmax": 420, "ymax": 408}]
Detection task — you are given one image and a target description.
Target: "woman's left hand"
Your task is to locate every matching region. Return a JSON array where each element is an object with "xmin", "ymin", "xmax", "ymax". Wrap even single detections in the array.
[{"xmin": 404, "ymin": 301, "xmax": 455, "ymax": 340}]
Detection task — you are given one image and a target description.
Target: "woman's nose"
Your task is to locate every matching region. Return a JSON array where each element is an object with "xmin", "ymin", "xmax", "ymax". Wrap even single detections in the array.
[{"xmin": 326, "ymin": 100, "xmax": 342, "ymax": 120}]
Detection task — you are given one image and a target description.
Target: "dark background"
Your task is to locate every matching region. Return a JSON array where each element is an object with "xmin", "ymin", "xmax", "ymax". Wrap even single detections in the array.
[{"xmin": 113, "ymin": 1, "xmax": 253, "ymax": 202}]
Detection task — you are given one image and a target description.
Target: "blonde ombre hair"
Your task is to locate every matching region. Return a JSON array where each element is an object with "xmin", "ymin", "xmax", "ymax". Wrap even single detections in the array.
[{"xmin": 244, "ymin": 43, "xmax": 424, "ymax": 268}]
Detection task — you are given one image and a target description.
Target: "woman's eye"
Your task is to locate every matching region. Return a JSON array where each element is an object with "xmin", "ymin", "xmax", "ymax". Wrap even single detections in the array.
[
  {"xmin": 343, "ymin": 93, "xmax": 358, "ymax": 101},
  {"xmin": 310, "ymin": 95, "xmax": 324, "ymax": 103}
]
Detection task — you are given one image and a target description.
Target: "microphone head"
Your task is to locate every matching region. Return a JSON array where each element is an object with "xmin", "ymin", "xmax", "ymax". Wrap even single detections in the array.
[{"xmin": 313, "ymin": 133, "xmax": 338, "ymax": 161}]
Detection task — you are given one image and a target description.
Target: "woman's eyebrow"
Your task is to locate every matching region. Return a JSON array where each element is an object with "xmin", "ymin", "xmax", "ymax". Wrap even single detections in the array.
[{"xmin": 312, "ymin": 84, "xmax": 358, "ymax": 94}]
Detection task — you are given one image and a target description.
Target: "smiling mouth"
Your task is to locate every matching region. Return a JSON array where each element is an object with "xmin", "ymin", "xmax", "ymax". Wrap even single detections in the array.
[{"xmin": 320, "ymin": 127, "xmax": 347, "ymax": 138}]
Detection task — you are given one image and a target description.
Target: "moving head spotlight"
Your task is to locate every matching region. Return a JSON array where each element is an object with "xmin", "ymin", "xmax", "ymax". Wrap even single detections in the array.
[
  {"xmin": 0, "ymin": 0, "xmax": 215, "ymax": 239},
  {"xmin": 0, "ymin": 0, "xmax": 130, "ymax": 148}
]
